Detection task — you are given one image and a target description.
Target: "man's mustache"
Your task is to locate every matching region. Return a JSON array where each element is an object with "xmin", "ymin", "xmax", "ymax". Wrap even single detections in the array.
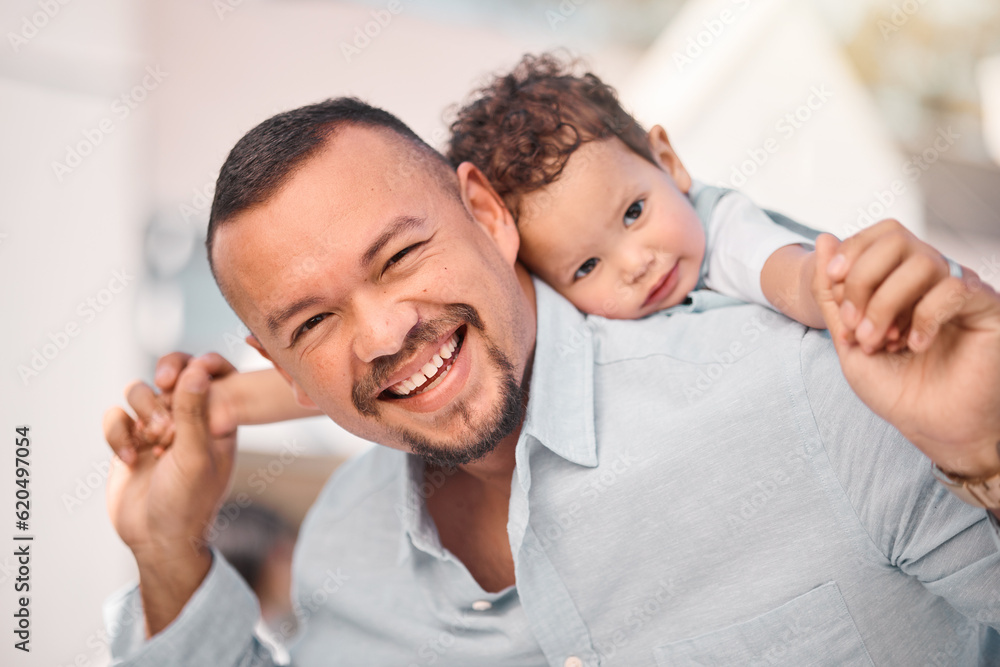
[{"xmin": 352, "ymin": 304, "xmax": 484, "ymax": 415}]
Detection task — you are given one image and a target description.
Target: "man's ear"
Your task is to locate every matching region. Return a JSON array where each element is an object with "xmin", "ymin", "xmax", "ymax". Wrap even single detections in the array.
[
  {"xmin": 647, "ymin": 125, "xmax": 692, "ymax": 194},
  {"xmin": 245, "ymin": 334, "xmax": 318, "ymax": 409},
  {"xmin": 455, "ymin": 161, "xmax": 520, "ymax": 265}
]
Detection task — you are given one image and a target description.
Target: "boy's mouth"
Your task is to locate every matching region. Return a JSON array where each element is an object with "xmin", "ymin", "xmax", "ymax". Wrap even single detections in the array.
[
  {"xmin": 642, "ymin": 263, "xmax": 680, "ymax": 309},
  {"xmin": 381, "ymin": 327, "xmax": 465, "ymax": 399}
]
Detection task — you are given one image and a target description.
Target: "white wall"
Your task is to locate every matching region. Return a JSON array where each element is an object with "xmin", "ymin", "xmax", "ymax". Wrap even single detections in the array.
[{"xmin": 0, "ymin": 0, "xmax": 149, "ymax": 664}]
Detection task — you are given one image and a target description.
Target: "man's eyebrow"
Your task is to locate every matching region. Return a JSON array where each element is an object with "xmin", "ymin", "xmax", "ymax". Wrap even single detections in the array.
[
  {"xmin": 266, "ymin": 295, "xmax": 325, "ymax": 339},
  {"xmin": 361, "ymin": 215, "xmax": 425, "ymax": 269}
]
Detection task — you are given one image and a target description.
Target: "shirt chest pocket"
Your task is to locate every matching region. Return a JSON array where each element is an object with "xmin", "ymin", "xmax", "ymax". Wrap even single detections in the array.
[{"xmin": 652, "ymin": 582, "xmax": 874, "ymax": 666}]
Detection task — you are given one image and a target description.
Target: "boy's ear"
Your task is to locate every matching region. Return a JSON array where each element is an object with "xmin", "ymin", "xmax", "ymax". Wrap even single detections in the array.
[
  {"xmin": 245, "ymin": 334, "xmax": 318, "ymax": 409},
  {"xmin": 647, "ymin": 125, "xmax": 692, "ymax": 194},
  {"xmin": 455, "ymin": 161, "xmax": 520, "ymax": 266}
]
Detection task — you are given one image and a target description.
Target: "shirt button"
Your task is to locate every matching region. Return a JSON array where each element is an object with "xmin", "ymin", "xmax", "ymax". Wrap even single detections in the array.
[
  {"xmin": 564, "ymin": 657, "xmax": 583, "ymax": 667},
  {"xmin": 471, "ymin": 600, "xmax": 492, "ymax": 611}
]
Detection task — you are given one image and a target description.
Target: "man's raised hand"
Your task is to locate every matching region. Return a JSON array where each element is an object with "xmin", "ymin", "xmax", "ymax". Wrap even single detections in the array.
[
  {"xmin": 813, "ymin": 227, "xmax": 1000, "ymax": 480},
  {"xmin": 103, "ymin": 356, "xmax": 238, "ymax": 637}
]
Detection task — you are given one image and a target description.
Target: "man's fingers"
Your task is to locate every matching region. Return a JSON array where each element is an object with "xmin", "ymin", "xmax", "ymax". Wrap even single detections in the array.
[
  {"xmin": 103, "ymin": 406, "xmax": 139, "ymax": 466},
  {"xmin": 171, "ymin": 361, "xmax": 213, "ymax": 463},
  {"xmin": 197, "ymin": 352, "xmax": 237, "ymax": 378},
  {"xmin": 907, "ymin": 271, "xmax": 1000, "ymax": 351},
  {"xmin": 154, "ymin": 352, "xmax": 194, "ymax": 392},
  {"xmin": 826, "ymin": 219, "xmax": 904, "ymax": 279},
  {"xmin": 125, "ymin": 381, "xmax": 172, "ymax": 444},
  {"xmin": 854, "ymin": 254, "xmax": 944, "ymax": 352},
  {"xmin": 838, "ymin": 231, "xmax": 910, "ymax": 328}
]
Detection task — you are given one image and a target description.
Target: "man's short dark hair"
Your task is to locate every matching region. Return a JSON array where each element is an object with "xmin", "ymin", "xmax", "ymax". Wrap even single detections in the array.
[{"xmin": 206, "ymin": 97, "xmax": 455, "ymax": 274}]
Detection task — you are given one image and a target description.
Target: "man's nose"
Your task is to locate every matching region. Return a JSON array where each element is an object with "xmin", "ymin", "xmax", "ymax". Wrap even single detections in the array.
[{"xmin": 351, "ymin": 296, "xmax": 418, "ymax": 363}]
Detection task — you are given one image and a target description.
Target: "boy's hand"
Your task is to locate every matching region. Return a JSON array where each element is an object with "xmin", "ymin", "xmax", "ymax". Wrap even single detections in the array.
[
  {"xmin": 126, "ymin": 352, "xmax": 240, "ymax": 460},
  {"xmin": 825, "ymin": 219, "xmax": 952, "ymax": 354}
]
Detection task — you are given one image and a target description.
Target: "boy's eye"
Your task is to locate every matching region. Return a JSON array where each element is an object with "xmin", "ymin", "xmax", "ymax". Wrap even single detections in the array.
[
  {"xmin": 624, "ymin": 200, "xmax": 645, "ymax": 227},
  {"xmin": 574, "ymin": 258, "xmax": 599, "ymax": 280}
]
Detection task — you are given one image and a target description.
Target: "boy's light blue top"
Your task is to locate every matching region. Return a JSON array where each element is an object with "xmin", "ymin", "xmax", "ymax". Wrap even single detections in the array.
[{"xmin": 105, "ymin": 280, "xmax": 1000, "ymax": 666}]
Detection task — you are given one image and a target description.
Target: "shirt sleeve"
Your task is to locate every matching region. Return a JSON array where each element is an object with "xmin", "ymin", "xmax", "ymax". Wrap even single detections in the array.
[
  {"xmin": 104, "ymin": 548, "xmax": 280, "ymax": 666},
  {"xmin": 799, "ymin": 329, "xmax": 1000, "ymax": 629},
  {"xmin": 702, "ymin": 190, "xmax": 815, "ymax": 308}
]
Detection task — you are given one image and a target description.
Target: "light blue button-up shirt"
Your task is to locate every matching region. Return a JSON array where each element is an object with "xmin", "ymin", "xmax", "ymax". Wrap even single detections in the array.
[{"xmin": 105, "ymin": 279, "xmax": 1000, "ymax": 666}]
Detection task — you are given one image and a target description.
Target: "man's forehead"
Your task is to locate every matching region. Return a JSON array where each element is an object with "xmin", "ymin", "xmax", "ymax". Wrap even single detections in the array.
[{"xmin": 211, "ymin": 126, "xmax": 442, "ymax": 329}]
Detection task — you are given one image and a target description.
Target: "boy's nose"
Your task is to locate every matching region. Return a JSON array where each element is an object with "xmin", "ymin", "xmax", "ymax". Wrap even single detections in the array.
[{"xmin": 622, "ymin": 249, "xmax": 655, "ymax": 285}]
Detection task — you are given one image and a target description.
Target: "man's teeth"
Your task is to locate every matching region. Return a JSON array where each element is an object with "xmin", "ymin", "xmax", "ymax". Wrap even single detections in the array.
[{"xmin": 388, "ymin": 334, "xmax": 459, "ymax": 396}]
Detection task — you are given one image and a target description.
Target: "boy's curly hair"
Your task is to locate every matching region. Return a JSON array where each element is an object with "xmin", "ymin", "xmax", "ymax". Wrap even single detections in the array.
[{"xmin": 446, "ymin": 52, "xmax": 656, "ymax": 223}]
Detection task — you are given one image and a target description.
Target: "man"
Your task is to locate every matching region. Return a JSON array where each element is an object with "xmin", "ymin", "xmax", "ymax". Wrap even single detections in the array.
[{"xmin": 103, "ymin": 98, "xmax": 1000, "ymax": 665}]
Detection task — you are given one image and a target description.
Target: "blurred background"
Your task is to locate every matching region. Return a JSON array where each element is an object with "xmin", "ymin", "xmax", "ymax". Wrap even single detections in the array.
[{"xmin": 2, "ymin": 0, "xmax": 999, "ymax": 664}]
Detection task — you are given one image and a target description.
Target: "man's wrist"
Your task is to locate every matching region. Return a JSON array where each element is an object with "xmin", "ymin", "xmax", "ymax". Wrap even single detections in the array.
[
  {"xmin": 134, "ymin": 543, "xmax": 213, "ymax": 638},
  {"xmin": 931, "ymin": 440, "xmax": 1000, "ymax": 511}
]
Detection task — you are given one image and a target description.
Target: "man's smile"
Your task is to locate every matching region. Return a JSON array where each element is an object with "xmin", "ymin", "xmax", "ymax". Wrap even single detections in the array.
[{"xmin": 383, "ymin": 326, "xmax": 464, "ymax": 398}]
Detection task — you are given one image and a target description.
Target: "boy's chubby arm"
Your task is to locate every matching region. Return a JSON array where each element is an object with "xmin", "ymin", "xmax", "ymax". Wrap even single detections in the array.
[
  {"xmin": 125, "ymin": 352, "xmax": 320, "ymax": 459},
  {"xmin": 761, "ymin": 219, "xmax": 954, "ymax": 341},
  {"xmin": 760, "ymin": 244, "xmax": 826, "ymax": 329}
]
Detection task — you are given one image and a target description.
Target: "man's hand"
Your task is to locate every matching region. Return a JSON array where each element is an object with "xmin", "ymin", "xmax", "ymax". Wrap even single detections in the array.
[
  {"xmin": 123, "ymin": 352, "xmax": 241, "ymax": 459},
  {"xmin": 825, "ymin": 220, "xmax": 953, "ymax": 354},
  {"xmin": 813, "ymin": 227, "xmax": 1000, "ymax": 480},
  {"xmin": 103, "ymin": 356, "xmax": 238, "ymax": 637}
]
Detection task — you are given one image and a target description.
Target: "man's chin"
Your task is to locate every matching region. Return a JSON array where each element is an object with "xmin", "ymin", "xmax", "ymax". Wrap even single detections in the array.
[{"xmin": 393, "ymin": 360, "xmax": 526, "ymax": 469}]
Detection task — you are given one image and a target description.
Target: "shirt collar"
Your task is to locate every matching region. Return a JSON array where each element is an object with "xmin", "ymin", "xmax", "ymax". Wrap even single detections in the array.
[
  {"xmin": 396, "ymin": 454, "xmax": 447, "ymax": 564},
  {"xmin": 521, "ymin": 277, "xmax": 598, "ymax": 468}
]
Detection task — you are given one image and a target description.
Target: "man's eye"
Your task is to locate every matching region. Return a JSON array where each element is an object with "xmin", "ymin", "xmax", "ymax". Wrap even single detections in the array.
[
  {"xmin": 574, "ymin": 258, "xmax": 599, "ymax": 280},
  {"xmin": 384, "ymin": 243, "xmax": 422, "ymax": 273},
  {"xmin": 293, "ymin": 314, "xmax": 327, "ymax": 341},
  {"xmin": 624, "ymin": 200, "xmax": 645, "ymax": 227}
]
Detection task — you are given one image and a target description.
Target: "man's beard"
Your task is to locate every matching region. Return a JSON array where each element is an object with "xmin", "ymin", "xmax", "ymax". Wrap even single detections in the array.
[{"xmin": 351, "ymin": 304, "xmax": 528, "ymax": 468}]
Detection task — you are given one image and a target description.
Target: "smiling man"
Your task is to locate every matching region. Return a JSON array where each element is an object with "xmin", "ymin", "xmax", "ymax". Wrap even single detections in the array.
[{"xmin": 103, "ymin": 98, "xmax": 1000, "ymax": 666}]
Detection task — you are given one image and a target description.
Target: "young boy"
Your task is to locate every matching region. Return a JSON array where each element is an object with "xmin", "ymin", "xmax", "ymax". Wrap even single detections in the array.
[{"xmin": 133, "ymin": 53, "xmax": 955, "ymax": 448}]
